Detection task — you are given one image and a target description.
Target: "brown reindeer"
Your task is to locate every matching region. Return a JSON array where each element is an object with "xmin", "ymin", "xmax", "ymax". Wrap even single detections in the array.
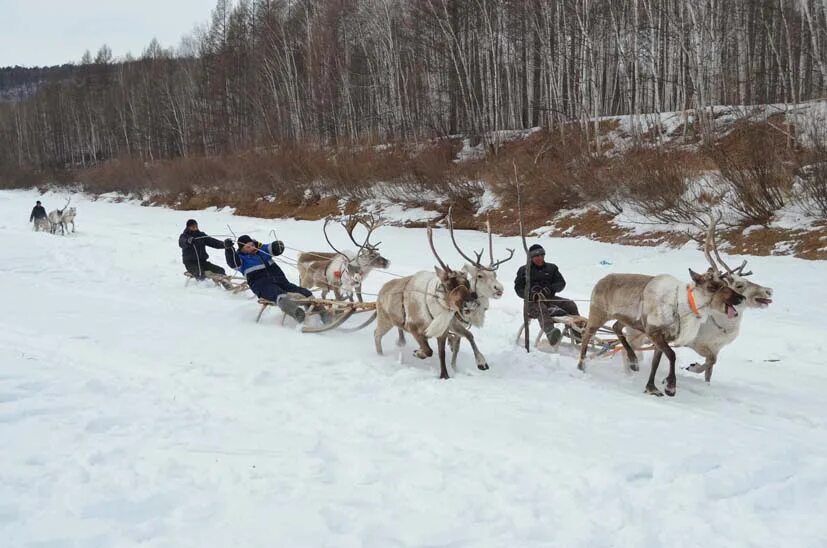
[
  {"xmin": 577, "ymin": 266, "xmax": 746, "ymax": 397},
  {"xmin": 298, "ymin": 215, "xmax": 390, "ymax": 301},
  {"xmin": 374, "ymin": 226, "xmax": 479, "ymax": 379}
]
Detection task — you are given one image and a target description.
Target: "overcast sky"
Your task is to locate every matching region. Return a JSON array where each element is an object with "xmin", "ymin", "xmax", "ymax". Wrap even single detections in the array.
[{"xmin": 0, "ymin": 0, "xmax": 219, "ymax": 67}]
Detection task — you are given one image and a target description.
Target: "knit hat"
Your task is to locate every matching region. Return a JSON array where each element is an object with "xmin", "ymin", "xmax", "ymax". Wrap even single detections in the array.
[
  {"xmin": 528, "ymin": 244, "xmax": 545, "ymax": 258},
  {"xmin": 185, "ymin": 219, "xmax": 198, "ymax": 228},
  {"xmin": 36, "ymin": 200, "xmax": 41, "ymax": 205},
  {"xmin": 237, "ymin": 234, "xmax": 255, "ymax": 250}
]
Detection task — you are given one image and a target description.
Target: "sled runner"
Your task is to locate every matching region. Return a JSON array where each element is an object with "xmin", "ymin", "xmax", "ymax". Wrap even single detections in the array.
[
  {"xmin": 183, "ymin": 271, "xmax": 249, "ymax": 293},
  {"xmin": 255, "ymin": 294, "xmax": 377, "ymax": 334},
  {"xmin": 515, "ymin": 315, "xmax": 644, "ymax": 359}
]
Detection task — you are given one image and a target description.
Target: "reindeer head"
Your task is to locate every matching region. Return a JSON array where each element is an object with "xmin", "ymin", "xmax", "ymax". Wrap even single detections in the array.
[
  {"xmin": 703, "ymin": 214, "xmax": 774, "ymax": 310},
  {"xmin": 447, "ymin": 206, "xmax": 514, "ymax": 300},
  {"xmin": 340, "ymin": 262, "xmax": 364, "ymax": 291},
  {"xmin": 428, "ymin": 225, "xmax": 478, "ymax": 319},
  {"xmin": 689, "ymin": 268, "xmax": 746, "ymax": 319},
  {"xmin": 342, "ymin": 214, "xmax": 390, "ymax": 269}
]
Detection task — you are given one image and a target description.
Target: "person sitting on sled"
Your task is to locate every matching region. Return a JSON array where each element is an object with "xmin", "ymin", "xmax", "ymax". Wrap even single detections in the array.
[
  {"xmin": 224, "ymin": 235, "xmax": 312, "ymax": 322},
  {"xmin": 179, "ymin": 219, "xmax": 233, "ymax": 289},
  {"xmin": 514, "ymin": 243, "xmax": 580, "ymax": 346}
]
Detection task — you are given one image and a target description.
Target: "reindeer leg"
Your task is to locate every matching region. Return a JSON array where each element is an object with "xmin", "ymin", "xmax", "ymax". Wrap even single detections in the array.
[
  {"xmin": 396, "ymin": 327, "xmax": 406, "ymax": 347},
  {"xmin": 577, "ymin": 325, "xmax": 600, "ymax": 371},
  {"xmin": 448, "ymin": 333, "xmax": 460, "ymax": 371},
  {"xmin": 411, "ymin": 332, "xmax": 433, "ymax": 360},
  {"xmin": 612, "ymin": 321, "xmax": 638, "ymax": 372},
  {"xmin": 356, "ymin": 286, "xmax": 364, "ymax": 303},
  {"xmin": 437, "ymin": 334, "xmax": 449, "ymax": 379},
  {"xmin": 451, "ymin": 323, "xmax": 488, "ymax": 371},
  {"xmin": 698, "ymin": 354, "xmax": 718, "ymax": 383},
  {"xmin": 647, "ymin": 332, "xmax": 677, "ymax": 396},
  {"xmin": 645, "ymin": 349, "xmax": 664, "ymax": 397},
  {"xmin": 374, "ymin": 310, "xmax": 393, "ymax": 356},
  {"xmin": 663, "ymin": 344, "xmax": 678, "ymax": 397}
]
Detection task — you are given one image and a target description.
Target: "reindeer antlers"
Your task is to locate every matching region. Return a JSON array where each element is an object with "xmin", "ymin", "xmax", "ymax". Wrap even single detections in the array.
[
  {"xmin": 427, "ymin": 225, "xmax": 451, "ymax": 272},
  {"xmin": 446, "ymin": 205, "xmax": 514, "ymax": 271},
  {"xmin": 486, "ymin": 213, "xmax": 515, "ymax": 270},
  {"xmin": 343, "ymin": 213, "xmax": 383, "ymax": 256},
  {"xmin": 704, "ymin": 213, "xmax": 753, "ymax": 277},
  {"xmin": 447, "ymin": 205, "xmax": 485, "ymax": 267},
  {"xmin": 323, "ymin": 217, "xmax": 349, "ymax": 259}
]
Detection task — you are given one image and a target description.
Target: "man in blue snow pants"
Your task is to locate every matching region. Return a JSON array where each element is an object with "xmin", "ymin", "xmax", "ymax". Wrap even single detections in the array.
[{"xmin": 224, "ymin": 235, "xmax": 312, "ymax": 322}]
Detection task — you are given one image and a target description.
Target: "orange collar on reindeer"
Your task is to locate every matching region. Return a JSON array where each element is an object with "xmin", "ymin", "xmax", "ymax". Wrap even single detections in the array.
[{"xmin": 686, "ymin": 284, "xmax": 702, "ymax": 318}]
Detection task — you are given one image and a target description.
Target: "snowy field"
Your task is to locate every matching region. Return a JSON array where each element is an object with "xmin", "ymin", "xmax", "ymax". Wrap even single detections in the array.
[{"xmin": 1, "ymin": 189, "xmax": 826, "ymax": 548}]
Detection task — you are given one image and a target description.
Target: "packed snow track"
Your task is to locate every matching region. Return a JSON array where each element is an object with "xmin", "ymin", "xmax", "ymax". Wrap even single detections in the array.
[{"xmin": 1, "ymin": 190, "xmax": 825, "ymax": 547}]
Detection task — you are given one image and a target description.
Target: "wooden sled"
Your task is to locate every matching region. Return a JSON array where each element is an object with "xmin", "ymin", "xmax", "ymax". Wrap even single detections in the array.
[
  {"xmin": 255, "ymin": 294, "xmax": 377, "ymax": 334},
  {"xmin": 184, "ymin": 271, "xmax": 249, "ymax": 293},
  {"xmin": 515, "ymin": 315, "xmax": 657, "ymax": 360},
  {"xmin": 515, "ymin": 315, "xmax": 619, "ymax": 359}
]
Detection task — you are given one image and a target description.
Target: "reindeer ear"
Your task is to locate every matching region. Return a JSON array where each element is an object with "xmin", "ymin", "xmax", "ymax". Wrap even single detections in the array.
[{"xmin": 688, "ymin": 268, "xmax": 705, "ymax": 284}]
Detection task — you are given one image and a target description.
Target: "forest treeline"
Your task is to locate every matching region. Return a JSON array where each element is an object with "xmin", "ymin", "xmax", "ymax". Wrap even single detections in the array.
[{"xmin": 2, "ymin": 0, "xmax": 827, "ymax": 174}]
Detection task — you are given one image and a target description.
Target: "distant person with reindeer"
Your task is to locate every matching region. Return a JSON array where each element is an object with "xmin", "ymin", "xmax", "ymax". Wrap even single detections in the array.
[
  {"xmin": 179, "ymin": 219, "xmax": 233, "ymax": 289},
  {"xmin": 224, "ymin": 234, "xmax": 313, "ymax": 322},
  {"xmin": 514, "ymin": 243, "xmax": 580, "ymax": 346},
  {"xmin": 30, "ymin": 200, "xmax": 49, "ymax": 231}
]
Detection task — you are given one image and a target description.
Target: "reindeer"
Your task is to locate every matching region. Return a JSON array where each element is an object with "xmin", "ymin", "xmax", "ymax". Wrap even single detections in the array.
[
  {"xmin": 622, "ymin": 215, "xmax": 773, "ymax": 383},
  {"xmin": 374, "ymin": 226, "xmax": 479, "ymax": 379},
  {"xmin": 298, "ymin": 214, "xmax": 390, "ymax": 301},
  {"xmin": 577, "ymin": 265, "xmax": 746, "ymax": 397},
  {"xmin": 443, "ymin": 208, "xmax": 514, "ymax": 371},
  {"xmin": 48, "ymin": 198, "xmax": 72, "ymax": 235},
  {"xmin": 61, "ymin": 207, "xmax": 77, "ymax": 233}
]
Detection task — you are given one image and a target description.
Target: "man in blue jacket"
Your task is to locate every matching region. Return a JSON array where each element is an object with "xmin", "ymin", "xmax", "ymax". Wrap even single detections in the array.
[{"xmin": 224, "ymin": 235, "xmax": 312, "ymax": 322}]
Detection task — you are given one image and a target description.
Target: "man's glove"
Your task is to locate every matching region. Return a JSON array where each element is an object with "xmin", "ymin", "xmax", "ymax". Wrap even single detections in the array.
[
  {"xmin": 223, "ymin": 238, "xmax": 234, "ymax": 249},
  {"xmin": 529, "ymin": 286, "xmax": 552, "ymax": 301},
  {"xmin": 299, "ymin": 287, "xmax": 313, "ymax": 298},
  {"xmin": 272, "ymin": 240, "xmax": 285, "ymax": 256}
]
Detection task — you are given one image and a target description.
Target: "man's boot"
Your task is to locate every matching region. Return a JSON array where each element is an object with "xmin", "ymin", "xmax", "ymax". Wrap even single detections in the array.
[
  {"xmin": 544, "ymin": 326, "xmax": 563, "ymax": 346},
  {"xmin": 276, "ymin": 294, "xmax": 306, "ymax": 323}
]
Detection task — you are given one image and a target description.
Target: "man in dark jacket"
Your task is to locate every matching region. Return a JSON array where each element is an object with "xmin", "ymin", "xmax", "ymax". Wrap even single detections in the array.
[
  {"xmin": 514, "ymin": 243, "xmax": 580, "ymax": 345},
  {"xmin": 30, "ymin": 201, "xmax": 47, "ymax": 229},
  {"xmin": 224, "ymin": 235, "xmax": 313, "ymax": 322},
  {"xmin": 179, "ymin": 219, "xmax": 230, "ymax": 286}
]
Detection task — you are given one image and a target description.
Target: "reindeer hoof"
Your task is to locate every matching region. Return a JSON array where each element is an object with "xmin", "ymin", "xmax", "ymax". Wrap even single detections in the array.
[
  {"xmin": 414, "ymin": 350, "xmax": 429, "ymax": 360},
  {"xmin": 665, "ymin": 385, "xmax": 676, "ymax": 397},
  {"xmin": 686, "ymin": 362, "xmax": 705, "ymax": 374},
  {"xmin": 629, "ymin": 362, "xmax": 639, "ymax": 372},
  {"xmin": 577, "ymin": 362, "xmax": 586, "ymax": 372},
  {"xmin": 644, "ymin": 385, "xmax": 664, "ymax": 397},
  {"xmin": 477, "ymin": 363, "xmax": 489, "ymax": 371},
  {"xmin": 440, "ymin": 373, "xmax": 450, "ymax": 380}
]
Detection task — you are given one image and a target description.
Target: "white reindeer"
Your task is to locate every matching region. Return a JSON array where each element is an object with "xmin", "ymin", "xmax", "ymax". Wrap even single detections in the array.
[
  {"xmin": 443, "ymin": 208, "xmax": 515, "ymax": 371},
  {"xmin": 622, "ymin": 215, "xmax": 773, "ymax": 383},
  {"xmin": 374, "ymin": 226, "xmax": 479, "ymax": 379},
  {"xmin": 298, "ymin": 215, "xmax": 390, "ymax": 301},
  {"xmin": 577, "ymin": 267, "xmax": 746, "ymax": 397},
  {"xmin": 48, "ymin": 198, "xmax": 72, "ymax": 235},
  {"xmin": 61, "ymin": 207, "xmax": 77, "ymax": 233}
]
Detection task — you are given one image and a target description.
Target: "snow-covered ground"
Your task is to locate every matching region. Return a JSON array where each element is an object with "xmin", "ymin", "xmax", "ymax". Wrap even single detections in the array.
[{"xmin": 2, "ymin": 189, "xmax": 826, "ymax": 547}]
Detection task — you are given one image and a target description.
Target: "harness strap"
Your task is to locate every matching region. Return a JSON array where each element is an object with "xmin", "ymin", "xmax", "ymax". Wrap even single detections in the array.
[{"xmin": 687, "ymin": 284, "xmax": 702, "ymax": 319}]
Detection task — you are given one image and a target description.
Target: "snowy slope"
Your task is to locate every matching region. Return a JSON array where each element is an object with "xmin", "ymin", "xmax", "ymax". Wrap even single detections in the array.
[{"xmin": 1, "ymin": 189, "xmax": 826, "ymax": 548}]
